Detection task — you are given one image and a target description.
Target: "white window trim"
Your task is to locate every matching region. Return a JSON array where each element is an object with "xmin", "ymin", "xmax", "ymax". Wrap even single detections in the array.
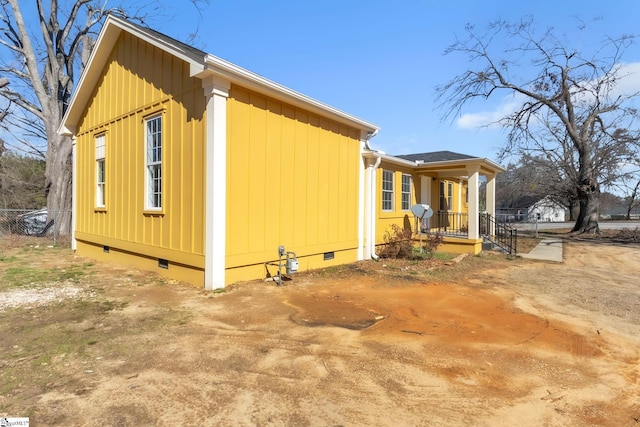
[
  {"xmin": 382, "ymin": 170, "xmax": 394, "ymax": 211},
  {"xmin": 145, "ymin": 114, "xmax": 163, "ymax": 210},
  {"xmin": 95, "ymin": 134, "xmax": 106, "ymax": 208},
  {"xmin": 401, "ymin": 174, "xmax": 412, "ymax": 211}
]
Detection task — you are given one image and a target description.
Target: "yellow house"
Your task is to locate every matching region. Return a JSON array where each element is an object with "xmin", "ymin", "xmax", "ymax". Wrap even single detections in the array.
[
  {"xmin": 60, "ymin": 15, "xmax": 381, "ymax": 289},
  {"xmin": 362, "ymin": 150, "xmax": 505, "ymax": 256},
  {"xmin": 60, "ymin": 16, "xmax": 504, "ymax": 289}
]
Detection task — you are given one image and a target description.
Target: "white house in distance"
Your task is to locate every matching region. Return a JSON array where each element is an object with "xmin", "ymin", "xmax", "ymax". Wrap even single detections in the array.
[{"xmin": 528, "ymin": 196, "xmax": 566, "ymax": 222}]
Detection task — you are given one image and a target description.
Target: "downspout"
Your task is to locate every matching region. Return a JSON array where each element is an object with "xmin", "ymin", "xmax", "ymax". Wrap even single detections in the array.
[
  {"xmin": 369, "ymin": 153, "xmax": 382, "ymax": 260},
  {"xmin": 362, "ymin": 129, "xmax": 382, "ymax": 260}
]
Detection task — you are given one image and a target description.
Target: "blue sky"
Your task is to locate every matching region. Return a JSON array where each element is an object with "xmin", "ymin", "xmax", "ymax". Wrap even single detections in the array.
[
  {"xmin": 14, "ymin": 1, "xmax": 636, "ymax": 163},
  {"xmin": 9, "ymin": 1, "xmax": 640, "ymax": 162},
  {"xmin": 142, "ymin": 0, "xmax": 640, "ymax": 163}
]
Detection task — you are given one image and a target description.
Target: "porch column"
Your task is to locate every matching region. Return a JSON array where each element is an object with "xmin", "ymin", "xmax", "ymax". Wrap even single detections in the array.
[
  {"xmin": 203, "ymin": 76, "xmax": 230, "ymax": 290},
  {"xmin": 467, "ymin": 165, "xmax": 481, "ymax": 239},
  {"xmin": 486, "ymin": 173, "xmax": 497, "ymax": 235}
]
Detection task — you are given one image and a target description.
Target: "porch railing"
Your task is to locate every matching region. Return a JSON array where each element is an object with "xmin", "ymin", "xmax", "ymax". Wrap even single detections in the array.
[
  {"xmin": 420, "ymin": 212, "xmax": 469, "ymax": 237},
  {"xmin": 479, "ymin": 213, "xmax": 518, "ymax": 254}
]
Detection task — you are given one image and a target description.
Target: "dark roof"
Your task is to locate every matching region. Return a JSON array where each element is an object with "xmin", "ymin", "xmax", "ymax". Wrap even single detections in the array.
[
  {"xmin": 395, "ymin": 151, "xmax": 478, "ymax": 163},
  {"xmin": 122, "ymin": 15, "xmax": 207, "ymax": 59}
]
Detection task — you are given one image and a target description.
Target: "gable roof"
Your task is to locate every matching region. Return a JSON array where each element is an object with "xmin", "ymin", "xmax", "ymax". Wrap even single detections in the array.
[
  {"xmin": 60, "ymin": 15, "xmax": 379, "ymax": 136},
  {"xmin": 395, "ymin": 151, "xmax": 476, "ymax": 163},
  {"xmin": 365, "ymin": 149, "xmax": 506, "ymax": 176}
]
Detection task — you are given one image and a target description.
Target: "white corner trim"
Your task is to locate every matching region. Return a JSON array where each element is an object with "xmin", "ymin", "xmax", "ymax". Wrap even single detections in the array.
[
  {"xmin": 71, "ymin": 136, "xmax": 77, "ymax": 251},
  {"xmin": 203, "ymin": 76, "xmax": 230, "ymax": 290},
  {"xmin": 357, "ymin": 142, "xmax": 366, "ymax": 260}
]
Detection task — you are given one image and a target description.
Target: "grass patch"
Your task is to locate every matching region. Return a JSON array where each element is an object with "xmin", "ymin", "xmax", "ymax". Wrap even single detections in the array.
[
  {"xmin": 1, "ymin": 263, "xmax": 92, "ymax": 291},
  {"xmin": 516, "ymin": 236, "xmax": 543, "ymax": 254},
  {"xmin": 430, "ymin": 252, "xmax": 456, "ymax": 261}
]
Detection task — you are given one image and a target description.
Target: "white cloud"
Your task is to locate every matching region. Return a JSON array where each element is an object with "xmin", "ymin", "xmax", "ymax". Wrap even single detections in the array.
[
  {"xmin": 456, "ymin": 96, "xmax": 521, "ymax": 130},
  {"xmin": 455, "ymin": 61, "xmax": 640, "ymax": 131},
  {"xmin": 612, "ymin": 62, "xmax": 640, "ymax": 97}
]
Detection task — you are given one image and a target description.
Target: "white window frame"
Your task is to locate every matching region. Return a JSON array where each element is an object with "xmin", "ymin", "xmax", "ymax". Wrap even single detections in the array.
[
  {"xmin": 447, "ymin": 181, "xmax": 453, "ymax": 211},
  {"xmin": 145, "ymin": 115, "xmax": 163, "ymax": 210},
  {"xmin": 401, "ymin": 174, "xmax": 412, "ymax": 211},
  {"xmin": 95, "ymin": 134, "xmax": 106, "ymax": 208},
  {"xmin": 382, "ymin": 170, "xmax": 394, "ymax": 211}
]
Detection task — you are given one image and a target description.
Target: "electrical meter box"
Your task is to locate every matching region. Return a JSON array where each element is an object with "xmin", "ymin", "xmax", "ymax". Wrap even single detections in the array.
[{"xmin": 286, "ymin": 258, "xmax": 299, "ymax": 274}]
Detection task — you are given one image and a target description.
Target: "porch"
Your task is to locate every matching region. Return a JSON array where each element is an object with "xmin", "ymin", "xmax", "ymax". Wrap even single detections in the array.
[
  {"xmin": 416, "ymin": 212, "xmax": 518, "ymax": 255},
  {"xmin": 361, "ymin": 150, "xmax": 507, "ymax": 259}
]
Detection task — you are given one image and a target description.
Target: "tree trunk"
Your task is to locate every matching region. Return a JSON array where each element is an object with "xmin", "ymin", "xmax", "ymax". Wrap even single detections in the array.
[
  {"xmin": 45, "ymin": 132, "xmax": 73, "ymax": 235},
  {"xmin": 571, "ymin": 178, "xmax": 600, "ymax": 233}
]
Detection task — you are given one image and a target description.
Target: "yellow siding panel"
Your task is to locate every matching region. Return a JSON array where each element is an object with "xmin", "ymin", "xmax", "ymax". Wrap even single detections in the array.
[
  {"xmin": 279, "ymin": 105, "xmax": 296, "ymax": 245},
  {"xmin": 264, "ymin": 99, "xmax": 283, "ymax": 250},
  {"xmin": 74, "ymin": 32, "xmax": 206, "ymax": 272},
  {"xmin": 226, "ymin": 87, "xmax": 251, "ymax": 254},
  {"xmin": 226, "ymin": 85, "xmax": 361, "ymax": 272},
  {"xmin": 249, "ymin": 94, "xmax": 267, "ymax": 250}
]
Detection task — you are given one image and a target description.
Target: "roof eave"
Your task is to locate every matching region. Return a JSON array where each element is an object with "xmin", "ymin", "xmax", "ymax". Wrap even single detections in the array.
[{"xmin": 198, "ymin": 54, "xmax": 379, "ymax": 134}]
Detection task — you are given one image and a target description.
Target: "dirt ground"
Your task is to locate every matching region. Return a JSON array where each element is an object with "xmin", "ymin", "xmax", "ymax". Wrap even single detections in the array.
[{"xmin": 1, "ymin": 235, "xmax": 640, "ymax": 426}]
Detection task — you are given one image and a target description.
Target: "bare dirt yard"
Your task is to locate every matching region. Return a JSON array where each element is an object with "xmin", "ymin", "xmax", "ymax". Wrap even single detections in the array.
[{"xmin": 1, "ymin": 233, "xmax": 639, "ymax": 426}]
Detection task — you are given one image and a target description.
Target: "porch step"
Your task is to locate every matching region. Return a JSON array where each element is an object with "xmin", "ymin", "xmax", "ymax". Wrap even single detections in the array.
[{"xmin": 482, "ymin": 241, "xmax": 494, "ymax": 251}]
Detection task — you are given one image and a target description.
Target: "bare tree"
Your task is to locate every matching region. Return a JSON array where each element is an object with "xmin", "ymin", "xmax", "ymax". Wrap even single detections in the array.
[
  {"xmin": 437, "ymin": 18, "xmax": 640, "ymax": 234},
  {"xmin": 0, "ymin": 0, "xmax": 207, "ymax": 234},
  {"xmin": 617, "ymin": 174, "xmax": 640, "ymax": 220}
]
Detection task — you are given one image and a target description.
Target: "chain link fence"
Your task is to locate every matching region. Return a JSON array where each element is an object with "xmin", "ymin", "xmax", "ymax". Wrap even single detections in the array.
[{"xmin": 0, "ymin": 209, "xmax": 71, "ymax": 244}]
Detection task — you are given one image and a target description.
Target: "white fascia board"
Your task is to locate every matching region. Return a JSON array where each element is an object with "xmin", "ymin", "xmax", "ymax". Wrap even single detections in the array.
[
  {"xmin": 199, "ymin": 54, "xmax": 379, "ymax": 134},
  {"xmin": 58, "ymin": 21, "xmax": 121, "ymax": 135},
  {"xmin": 416, "ymin": 158, "xmax": 506, "ymax": 174},
  {"xmin": 374, "ymin": 152, "xmax": 419, "ymax": 168}
]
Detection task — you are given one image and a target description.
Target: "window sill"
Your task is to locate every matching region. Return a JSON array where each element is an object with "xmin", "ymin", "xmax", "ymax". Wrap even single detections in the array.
[{"xmin": 143, "ymin": 210, "xmax": 165, "ymax": 217}]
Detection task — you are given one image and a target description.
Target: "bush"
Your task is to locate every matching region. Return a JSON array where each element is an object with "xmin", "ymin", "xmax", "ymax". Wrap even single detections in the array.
[
  {"xmin": 421, "ymin": 232, "xmax": 444, "ymax": 256},
  {"xmin": 378, "ymin": 224, "xmax": 413, "ymax": 259}
]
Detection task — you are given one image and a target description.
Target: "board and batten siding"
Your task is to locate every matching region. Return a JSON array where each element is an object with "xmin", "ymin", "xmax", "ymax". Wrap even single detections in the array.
[
  {"xmin": 225, "ymin": 86, "xmax": 362, "ymax": 282},
  {"xmin": 74, "ymin": 31, "xmax": 207, "ymax": 281},
  {"xmin": 375, "ymin": 163, "xmax": 419, "ymax": 243}
]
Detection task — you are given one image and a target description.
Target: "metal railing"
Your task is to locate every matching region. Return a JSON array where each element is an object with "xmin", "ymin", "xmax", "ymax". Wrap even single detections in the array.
[
  {"xmin": 422, "ymin": 212, "xmax": 469, "ymax": 237},
  {"xmin": 480, "ymin": 213, "xmax": 518, "ymax": 255}
]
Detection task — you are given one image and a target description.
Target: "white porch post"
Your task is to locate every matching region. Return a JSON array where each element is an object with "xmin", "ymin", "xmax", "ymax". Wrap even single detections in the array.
[
  {"xmin": 457, "ymin": 178, "xmax": 463, "ymax": 230},
  {"xmin": 486, "ymin": 173, "xmax": 496, "ymax": 236},
  {"xmin": 467, "ymin": 166, "xmax": 480, "ymax": 239},
  {"xmin": 203, "ymin": 76, "xmax": 230, "ymax": 290}
]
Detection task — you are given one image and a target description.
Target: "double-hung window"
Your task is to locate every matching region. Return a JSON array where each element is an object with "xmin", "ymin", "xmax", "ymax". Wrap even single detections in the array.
[
  {"xmin": 401, "ymin": 174, "xmax": 412, "ymax": 210},
  {"xmin": 382, "ymin": 170, "xmax": 394, "ymax": 211},
  {"xmin": 145, "ymin": 115, "xmax": 162, "ymax": 210},
  {"xmin": 95, "ymin": 134, "xmax": 106, "ymax": 208}
]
